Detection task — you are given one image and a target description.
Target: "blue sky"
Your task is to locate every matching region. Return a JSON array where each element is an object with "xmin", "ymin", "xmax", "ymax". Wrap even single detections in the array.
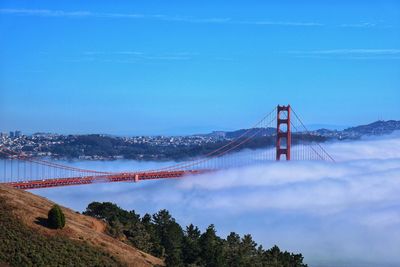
[{"xmin": 0, "ymin": 0, "xmax": 399, "ymax": 135}]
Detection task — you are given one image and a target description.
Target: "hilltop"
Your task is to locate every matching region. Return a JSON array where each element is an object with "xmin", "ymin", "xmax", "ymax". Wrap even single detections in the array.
[
  {"xmin": 208, "ymin": 120, "xmax": 400, "ymax": 139},
  {"xmin": 342, "ymin": 120, "xmax": 400, "ymax": 137},
  {"xmin": 0, "ymin": 184, "xmax": 164, "ymax": 267}
]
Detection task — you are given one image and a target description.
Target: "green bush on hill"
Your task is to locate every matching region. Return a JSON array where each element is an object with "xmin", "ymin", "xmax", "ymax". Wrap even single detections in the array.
[
  {"xmin": 0, "ymin": 198, "xmax": 124, "ymax": 267},
  {"xmin": 48, "ymin": 204, "xmax": 66, "ymax": 229}
]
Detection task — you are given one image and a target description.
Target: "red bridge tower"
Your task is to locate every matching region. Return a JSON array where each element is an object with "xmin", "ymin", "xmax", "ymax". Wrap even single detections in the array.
[{"xmin": 276, "ymin": 105, "xmax": 291, "ymax": 161}]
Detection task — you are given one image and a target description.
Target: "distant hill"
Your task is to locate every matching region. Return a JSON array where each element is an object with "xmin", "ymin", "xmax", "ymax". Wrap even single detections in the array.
[
  {"xmin": 207, "ymin": 120, "xmax": 400, "ymax": 140},
  {"xmin": 0, "ymin": 184, "xmax": 164, "ymax": 267},
  {"xmin": 206, "ymin": 127, "xmax": 276, "ymax": 139},
  {"xmin": 2, "ymin": 120, "xmax": 398, "ymax": 162},
  {"xmin": 342, "ymin": 120, "xmax": 400, "ymax": 136}
]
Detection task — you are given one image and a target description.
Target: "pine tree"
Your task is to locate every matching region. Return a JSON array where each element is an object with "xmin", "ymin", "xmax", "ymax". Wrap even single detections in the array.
[
  {"xmin": 199, "ymin": 224, "xmax": 226, "ymax": 267},
  {"xmin": 47, "ymin": 205, "xmax": 65, "ymax": 229},
  {"xmin": 153, "ymin": 210, "xmax": 184, "ymax": 266},
  {"xmin": 182, "ymin": 224, "xmax": 201, "ymax": 265},
  {"xmin": 225, "ymin": 232, "xmax": 242, "ymax": 267},
  {"xmin": 124, "ymin": 222, "xmax": 153, "ymax": 253},
  {"xmin": 240, "ymin": 234, "xmax": 258, "ymax": 267},
  {"xmin": 82, "ymin": 202, "xmax": 309, "ymax": 267}
]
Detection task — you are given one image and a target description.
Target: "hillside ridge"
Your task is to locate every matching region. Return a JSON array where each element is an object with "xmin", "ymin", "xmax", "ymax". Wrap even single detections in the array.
[{"xmin": 0, "ymin": 184, "xmax": 164, "ymax": 267}]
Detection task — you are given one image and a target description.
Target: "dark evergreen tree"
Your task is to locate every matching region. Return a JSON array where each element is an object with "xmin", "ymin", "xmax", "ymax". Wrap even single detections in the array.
[
  {"xmin": 83, "ymin": 202, "xmax": 308, "ymax": 267},
  {"xmin": 153, "ymin": 210, "xmax": 184, "ymax": 266},
  {"xmin": 239, "ymin": 234, "xmax": 258, "ymax": 267},
  {"xmin": 225, "ymin": 232, "xmax": 242, "ymax": 267},
  {"xmin": 182, "ymin": 224, "xmax": 202, "ymax": 265},
  {"xmin": 107, "ymin": 218, "xmax": 124, "ymax": 239},
  {"xmin": 47, "ymin": 205, "xmax": 65, "ymax": 229},
  {"xmin": 84, "ymin": 202, "xmax": 140, "ymax": 225},
  {"xmin": 142, "ymin": 213, "xmax": 163, "ymax": 257},
  {"xmin": 124, "ymin": 222, "xmax": 153, "ymax": 253},
  {"xmin": 260, "ymin": 245, "xmax": 307, "ymax": 267},
  {"xmin": 263, "ymin": 245, "xmax": 281, "ymax": 267},
  {"xmin": 199, "ymin": 224, "xmax": 226, "ymax": 267},
  {"xmin": 141, "ymin": 213, "xmax": 152, "ymax": 227}
]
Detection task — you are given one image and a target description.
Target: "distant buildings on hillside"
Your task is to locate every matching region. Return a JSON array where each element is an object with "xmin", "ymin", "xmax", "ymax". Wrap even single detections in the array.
[{"xmin": 0, "ymin": 130, "xmax": 22, "ymax": 139}]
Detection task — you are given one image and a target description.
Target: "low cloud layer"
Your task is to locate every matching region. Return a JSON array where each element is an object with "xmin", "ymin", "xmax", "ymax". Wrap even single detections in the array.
[{"xmin": 34, "ymin": 134, "xmax": 400, "ymax": 267}]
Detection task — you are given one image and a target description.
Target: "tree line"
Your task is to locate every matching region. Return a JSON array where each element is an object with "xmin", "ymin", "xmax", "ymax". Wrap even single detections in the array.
[{"xmin": 84, "ymin": 202, "xmax": 308, "ymax": 267}]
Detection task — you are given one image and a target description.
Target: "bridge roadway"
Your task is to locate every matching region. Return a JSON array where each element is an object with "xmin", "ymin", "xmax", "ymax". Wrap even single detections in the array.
[{"xmin": 5, "ymin": 170, "xmax": 205, "ymax": 190}]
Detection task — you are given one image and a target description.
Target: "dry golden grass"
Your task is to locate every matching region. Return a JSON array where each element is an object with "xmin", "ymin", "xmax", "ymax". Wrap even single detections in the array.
[{"xmin": 0, "ymin": 184, "xmax": 164, "ymax": 267}]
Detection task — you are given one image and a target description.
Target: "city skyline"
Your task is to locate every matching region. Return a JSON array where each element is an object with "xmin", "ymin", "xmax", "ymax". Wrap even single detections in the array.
[{"xmin": 1, "ymin": 0, "xmax": 399, "ymax": 135}]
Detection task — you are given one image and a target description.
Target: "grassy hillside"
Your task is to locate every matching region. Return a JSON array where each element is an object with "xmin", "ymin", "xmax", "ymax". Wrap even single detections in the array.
[
  {"xmin": 0, "ymin": 185, "xmax": 163, "ymax": 267},
  {"xmin": 0, "ymin": 198, "xmax": 122, "ymax": 266}
]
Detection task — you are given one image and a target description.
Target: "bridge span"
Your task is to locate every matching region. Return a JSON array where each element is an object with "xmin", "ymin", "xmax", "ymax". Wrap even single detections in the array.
[{"xmin": 0, "ymin": 105, "xmax": 334, "ymax": 190}]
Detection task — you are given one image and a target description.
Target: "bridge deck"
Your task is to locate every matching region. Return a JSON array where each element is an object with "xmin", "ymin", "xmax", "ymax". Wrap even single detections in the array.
[{"xmin": 5, "ymin": 170, "xmax": 205, "ymax": 190}]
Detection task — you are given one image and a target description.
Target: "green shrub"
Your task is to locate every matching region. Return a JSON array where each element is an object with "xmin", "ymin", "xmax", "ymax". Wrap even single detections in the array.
[{"xmin": 48, "ymin": 205, "xmax": 66, "ymax": 229}]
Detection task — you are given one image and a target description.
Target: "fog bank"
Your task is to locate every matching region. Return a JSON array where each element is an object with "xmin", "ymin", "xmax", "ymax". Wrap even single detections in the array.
[{"xmin": 35, "ymin": 134, "xmax": 400, "ymax": 267}]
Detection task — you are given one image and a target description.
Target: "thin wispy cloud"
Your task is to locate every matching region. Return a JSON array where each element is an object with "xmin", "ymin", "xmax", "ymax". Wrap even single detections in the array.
[
  {"xmin": 142, "ymin": 55, "xmax": 192, "ymax": 61},
  {"xmin": 292, "ymin": 49, "xmax": 400, "ymax": 55},
  {"xmin": 0, "ymin": 8, "xmax": 322, "ymax": 27},
  {"xmin": 0, "ymin": 8, "xmax": 92, "ymax": 17},
  {"xmin": 82, "ymin": 51, "xmax": 144, "ymax": 56},
  {"xmin": 2, "ymin": 8, "xmax": 388, "ymax": 29},
  {"xmin": 113, "ymin": 51, "xmax": 144, "ymax": 56},
  {"xmin": 287, "ymin": 49, "xmax": 400, "ymax": 59},
  {"xmin": 340, "ymin": 22, "xmax": 377, "ymax": 28},
  {"xmin": 62, "ymin": 51, "xmax": 196, "ymax": 63},
  {"xmin": 239, "ymin": 20, "xmax": 323, "ymax": 27}
]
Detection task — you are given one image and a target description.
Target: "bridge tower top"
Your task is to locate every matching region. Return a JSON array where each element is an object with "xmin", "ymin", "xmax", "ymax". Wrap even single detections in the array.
[{"xmin": 276, "ymin": 105, "xmax": 291, "ymax": 161}]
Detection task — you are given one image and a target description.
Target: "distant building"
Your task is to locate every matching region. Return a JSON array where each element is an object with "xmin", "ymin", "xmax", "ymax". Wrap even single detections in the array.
[
  {"xmin": 9, "ymin": 131, "xmax": 14, "ymax": 138},
  {"xmin": 15, "ymin": 131, "xmax": 21, "ymax": 137}
]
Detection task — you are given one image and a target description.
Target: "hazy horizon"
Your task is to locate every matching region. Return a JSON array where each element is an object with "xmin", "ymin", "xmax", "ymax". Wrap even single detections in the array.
[{"xmin": 3, "ymin": 118, "xmax": 399, "ymax": 137}]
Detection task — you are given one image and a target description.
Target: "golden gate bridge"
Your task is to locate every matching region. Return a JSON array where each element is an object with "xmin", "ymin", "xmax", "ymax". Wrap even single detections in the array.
[{"xmin": 0, "ymin": 105, "xmax": 334, "ymax": 190}]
